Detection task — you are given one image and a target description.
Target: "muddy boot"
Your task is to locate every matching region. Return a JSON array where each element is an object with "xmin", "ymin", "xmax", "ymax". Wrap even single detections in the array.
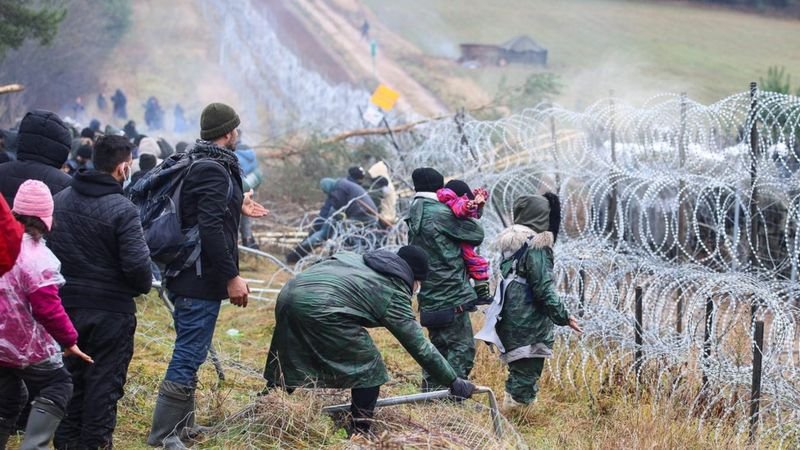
[
  {"xmin": 501, "ymin": 392, "xmax": 534, "ymax": 414},
  {"xmin": 179, "ymin": 393, "xmax": 212, "ymax": 443},
  {"xmin": 20, "ymin": 398, "xmax": 63, "ymax": 450},
  {"xmin": 147, "ymin": 381, "xmax": 193, "ymax": 448}
]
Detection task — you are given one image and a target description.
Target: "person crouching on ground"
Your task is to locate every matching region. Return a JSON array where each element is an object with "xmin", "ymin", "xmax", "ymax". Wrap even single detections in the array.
[
  {"xmin": 480, "ymin": 193, "xmax": 582, "ymax": 411},
  {"xmin": 264, "ymin": 246, "xmax": 477, "ymax": 435},
  {"xmin": 0, "ymin": 180, "xmax": 93, "ymax": 450}
]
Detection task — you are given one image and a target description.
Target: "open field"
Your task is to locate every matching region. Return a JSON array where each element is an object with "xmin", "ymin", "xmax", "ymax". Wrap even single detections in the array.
[
  {"xmin": 5, "ymin": 252, "xmax": 758, "ymax": 449},
  {"xmin": 361, "ymin": 0, "xmax": 800, "ymax": 107}
]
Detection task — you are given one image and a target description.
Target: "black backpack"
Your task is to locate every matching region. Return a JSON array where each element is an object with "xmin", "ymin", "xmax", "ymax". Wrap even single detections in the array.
[{"xmin": 129, "ymin": 152, "xmax": 231, "ymax": 277}]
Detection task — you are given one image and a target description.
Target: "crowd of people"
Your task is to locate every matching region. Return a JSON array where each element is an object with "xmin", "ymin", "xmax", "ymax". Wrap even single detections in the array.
[{"xmin": 0, "ymin": 100, "xmax": 583, "ymax": 449}]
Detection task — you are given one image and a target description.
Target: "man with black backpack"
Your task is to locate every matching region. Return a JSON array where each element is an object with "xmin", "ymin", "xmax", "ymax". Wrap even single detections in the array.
[
  {"xmin": 145, "ymin": 103, "xmax": 266, "ymax": 449},
  {"xmin": 48, "ymin": 135, "xmax": 153, "ymax": 449}
]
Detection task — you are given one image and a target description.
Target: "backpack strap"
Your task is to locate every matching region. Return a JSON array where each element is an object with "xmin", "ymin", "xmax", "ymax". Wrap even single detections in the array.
[{"xmin": 166, "ymin": 159, "xmax": 235, "ymax": 279}]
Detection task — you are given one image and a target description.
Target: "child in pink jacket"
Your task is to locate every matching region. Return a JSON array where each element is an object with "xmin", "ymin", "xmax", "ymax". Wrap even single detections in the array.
[
  {"xmin": 437, "ymin": 179, "xmax": 493, "ymax": 304},
  {"xmin": 0, "ymin": 180, "xmax": 92, "ymax": 449}
]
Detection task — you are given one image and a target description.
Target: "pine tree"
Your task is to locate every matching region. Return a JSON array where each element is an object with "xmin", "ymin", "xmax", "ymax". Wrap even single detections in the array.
[{"xmin": 0, "ymin": 0, "xmax": 67, "ymax": 60}]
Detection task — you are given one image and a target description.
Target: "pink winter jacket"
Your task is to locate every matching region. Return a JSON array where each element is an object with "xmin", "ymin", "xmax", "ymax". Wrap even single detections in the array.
[{"xmin": 0, "ymin": 234, "xmax": 77, "ymax": 368}]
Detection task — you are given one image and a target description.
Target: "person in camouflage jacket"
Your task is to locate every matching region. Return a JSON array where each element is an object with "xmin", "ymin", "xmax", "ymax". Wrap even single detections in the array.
[
  {"xmin": 405, "ymin": 168, "xmax": 485, "ymax": 390},
  {"xmin": 263, "ymin": 246, "xmax": 476, "ymax": 435},
  {"xmin": 489, "ymin": 193, "xmax": 582, "ymax": 409}
]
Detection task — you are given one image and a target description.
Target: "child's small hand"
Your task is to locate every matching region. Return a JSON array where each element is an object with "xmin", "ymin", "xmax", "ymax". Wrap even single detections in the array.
[
  {"xmin": 473, "ymin": 187, "xmax": 489, "ymax": 205},
  {"xmin": 65, "ymin": 344, "xmax": 94, "ymax": 364}
]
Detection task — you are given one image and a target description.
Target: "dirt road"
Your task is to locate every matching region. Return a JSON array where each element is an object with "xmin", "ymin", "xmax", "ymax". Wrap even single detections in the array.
[{"xmin": 292, "ymin": 0, "xmax": 450, "ymax": 117}]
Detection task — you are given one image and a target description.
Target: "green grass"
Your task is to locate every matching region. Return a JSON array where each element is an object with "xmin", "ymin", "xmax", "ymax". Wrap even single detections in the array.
[
  {"xmin": 4, "ymin": 254, "xmax": 758, "ymax": 449},
  {"xmin": 362, "ymin": 0, "xmax": 800, "ymax": 106}
]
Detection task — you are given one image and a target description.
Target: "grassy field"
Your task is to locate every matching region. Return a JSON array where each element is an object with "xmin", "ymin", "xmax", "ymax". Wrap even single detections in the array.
[
  {"xmin": 6, "ymin": 253, "xmax": 764, "ymax": 449},
  {"xmin": 361, "ymin": 0, "xmax": 800, "ymax": 107}
]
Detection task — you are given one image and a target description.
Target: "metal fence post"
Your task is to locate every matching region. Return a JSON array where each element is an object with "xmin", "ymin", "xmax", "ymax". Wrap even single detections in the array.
[{"xmin": 749, "ymin": 320, "xmax": 764, "ymax": 441}]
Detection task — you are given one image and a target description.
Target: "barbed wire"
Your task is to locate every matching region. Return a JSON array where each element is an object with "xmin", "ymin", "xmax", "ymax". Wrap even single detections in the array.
[{"xmin": 242, "ymin": 89, "xmax": 800, "ymax": 443}]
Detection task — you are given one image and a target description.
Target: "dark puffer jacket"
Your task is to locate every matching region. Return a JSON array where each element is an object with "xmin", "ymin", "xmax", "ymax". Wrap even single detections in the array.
[
  {"xmin": 165, "ymin": 142, "xmax": 244, "ymax": 301},
  {"xmin": 49, "ymin": 169, "xmax": 153, "ymax": 314},
  {"xmin": 0, "ymin": 110, "xmax": 72, "ymax": 205}
]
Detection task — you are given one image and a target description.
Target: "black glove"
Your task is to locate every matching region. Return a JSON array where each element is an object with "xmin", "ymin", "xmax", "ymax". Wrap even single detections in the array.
[{"xmin": 449, "ymin": 377, "xmax": 476, "ymax": 400}]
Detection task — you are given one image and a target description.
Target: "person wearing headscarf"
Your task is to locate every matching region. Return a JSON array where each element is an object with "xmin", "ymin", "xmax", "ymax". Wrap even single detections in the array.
[{"xmin": 476, "ymin": 192, "xmax": 582, "ymax": 411}]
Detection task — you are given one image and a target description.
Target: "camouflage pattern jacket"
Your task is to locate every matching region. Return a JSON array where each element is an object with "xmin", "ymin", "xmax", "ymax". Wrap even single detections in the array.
[
  {"xmin": 264, "ymin": 251, "xmax": 457, "ymax": 389},
  {"xmin": 405, "ymin": 193, "xmax": 484, "ymax": 312},
  {"xmin": 494, "ymin": 225, "xmax": 570, "ymax": 352}
]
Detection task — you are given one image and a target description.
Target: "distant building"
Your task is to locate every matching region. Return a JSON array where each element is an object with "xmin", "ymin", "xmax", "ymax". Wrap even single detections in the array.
[{"xmin": 459, "ymin": 35, "xmax": 548, "ymax": 67}]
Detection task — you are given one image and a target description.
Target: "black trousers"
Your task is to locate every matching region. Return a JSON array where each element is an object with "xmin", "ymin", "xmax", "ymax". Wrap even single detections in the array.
[
  {"xmin": 0, "ymin": 356, "xmax": 73, "ymax": 433},
  {"xmin": 54, "ymin": 308, "xmax": 136, "ymax": 450},
  {"xmin": 350, "ymin": 386, "xmax": 380, "ymax": 434}
]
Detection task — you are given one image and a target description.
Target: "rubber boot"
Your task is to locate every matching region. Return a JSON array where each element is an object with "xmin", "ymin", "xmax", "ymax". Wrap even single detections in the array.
[
  {"xmin": 501, "ymin": 391, "xmax": 534, "ymax": 414},
  {"xmin": 179, "ymin": 393, "xmax": 212, "ymax": 443},
  {"xmin": 147, "ymin": 381, "xmax": 193, "ymax": 448},
  {"xmin": 20, "ymin": 397, "xmax": 63, "ymax": 450}
]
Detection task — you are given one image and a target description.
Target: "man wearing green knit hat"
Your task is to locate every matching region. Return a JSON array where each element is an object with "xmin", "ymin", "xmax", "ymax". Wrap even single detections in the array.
[{"xmin": 146, "ymin": 102, "xmax": 267, "ymax": 449}]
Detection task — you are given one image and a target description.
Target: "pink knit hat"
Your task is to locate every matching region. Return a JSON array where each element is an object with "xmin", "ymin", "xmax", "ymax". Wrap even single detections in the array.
[{"xmin": 13, "ymin": 180, "xmax": 54, "ymax": 230}]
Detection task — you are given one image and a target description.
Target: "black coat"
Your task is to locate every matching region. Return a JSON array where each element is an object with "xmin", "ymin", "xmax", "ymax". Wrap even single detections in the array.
[
  {"xmin": 49, "ymin": 170, "xmax": 153, "ymax": 314},
  {"xmin": 165, "ymin": 149, "xmax": 244, "ymax": 301},
  {"xmin": 0, "ymin": 110, "xmax": 72, "ymax": 205}
]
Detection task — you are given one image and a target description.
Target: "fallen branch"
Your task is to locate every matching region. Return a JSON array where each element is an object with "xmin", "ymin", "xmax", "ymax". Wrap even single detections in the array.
[
  {"xmin": 0, "ymin": 84, "xmax": 24, "ymax": 95},
  {"xmin": 322, "ymin": 105, "xmax": 493, "ymax": 144}
]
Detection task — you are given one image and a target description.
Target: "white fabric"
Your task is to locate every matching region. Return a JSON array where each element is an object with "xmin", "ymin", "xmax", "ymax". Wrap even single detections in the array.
[{"xmin": 474, "ymin": 274, "xmax": 509, "ymax": 353}]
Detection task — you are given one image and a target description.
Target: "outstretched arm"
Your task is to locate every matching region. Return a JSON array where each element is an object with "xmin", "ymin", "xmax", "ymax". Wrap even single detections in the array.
[{"xmin": 379, "ymin": 292, "xmax": 457, "ymax": 386}]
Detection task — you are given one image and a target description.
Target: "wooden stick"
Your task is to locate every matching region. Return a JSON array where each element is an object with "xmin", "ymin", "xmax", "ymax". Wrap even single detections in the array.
[{"xmin": 0, "ymin": 84, "xmax": 24, "ymax": 95}]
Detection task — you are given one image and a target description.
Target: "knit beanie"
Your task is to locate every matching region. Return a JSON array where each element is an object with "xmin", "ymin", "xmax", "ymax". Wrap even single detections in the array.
[
  {"xmin": 320, "ymin": 178, "xmax": 337, "ymax": 194},
  {"xmin": 412, "ymin": 167, "xmax": 444, "ymax": 193},
  {"xmin": 13, "ymin": 180, "xmax": 54, "ymax": 230},
  {"xmin": 444, "ymin": 179, "xmax": 474, "ymax": 200},
  {"xmin": 200, "ymin": 103, "xmax": 240, "ymax": 141},
  {"xmin": 348, "ymin": 166, "xmax": 366, "ymax": 181},
  {"xmin": 397, "ymin": 245, "xmax": 430, "ymax": 281}
]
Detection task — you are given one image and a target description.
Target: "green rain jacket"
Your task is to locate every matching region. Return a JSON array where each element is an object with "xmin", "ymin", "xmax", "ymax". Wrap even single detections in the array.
[
  {"xmin": 494, "ymin": 225, "xmax": 570, "ymax": 351},
  {"xmin": 264, "ymin": 250, "xmax": 457, "ymax": 389},
  {"xmin": 405, "ymin": 194, "xmax": 484, "ymax": 312}
]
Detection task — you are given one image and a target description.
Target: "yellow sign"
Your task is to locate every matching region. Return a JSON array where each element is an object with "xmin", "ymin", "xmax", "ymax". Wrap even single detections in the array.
[{"xmin": 370, "ymin": 84, "xmax": 400, "ymax": 111}]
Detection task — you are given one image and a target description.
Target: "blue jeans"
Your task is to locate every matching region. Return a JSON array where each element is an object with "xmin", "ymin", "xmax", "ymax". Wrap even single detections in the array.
[{"xmin": 164, "ymin": 296, "xmax": 221, "ymax": 387}]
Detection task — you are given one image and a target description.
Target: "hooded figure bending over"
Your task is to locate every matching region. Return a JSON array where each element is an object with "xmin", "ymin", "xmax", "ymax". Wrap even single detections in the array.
[
  {"xmin": 476, "ymin": 193, "xmax": 582, "ymax": 411},
  {"xmin": 264, "ymin": 246, "xmax": 476, "ymax": 435}
]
